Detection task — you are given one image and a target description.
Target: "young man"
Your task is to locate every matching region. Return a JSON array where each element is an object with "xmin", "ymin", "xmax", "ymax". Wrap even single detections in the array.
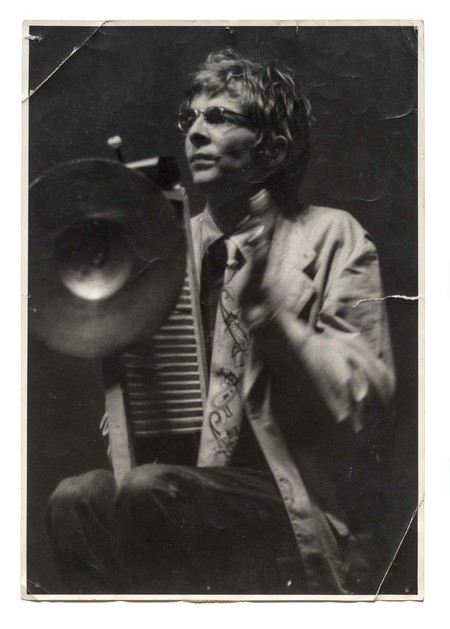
[{"xmin": 47, "ymin": 49, "xmax": 395, "ymax": 595}]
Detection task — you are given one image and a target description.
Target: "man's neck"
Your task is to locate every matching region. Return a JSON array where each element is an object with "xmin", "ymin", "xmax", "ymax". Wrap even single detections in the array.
[{"xmin": 206, "ymin": 186, "xmax": 268, "ymax": 235}]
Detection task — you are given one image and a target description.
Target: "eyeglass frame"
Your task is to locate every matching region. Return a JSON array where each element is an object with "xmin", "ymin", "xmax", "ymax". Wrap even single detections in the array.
[{"xmin": 177, "ymin": 105, "xmax": 251, "ymax": 134}]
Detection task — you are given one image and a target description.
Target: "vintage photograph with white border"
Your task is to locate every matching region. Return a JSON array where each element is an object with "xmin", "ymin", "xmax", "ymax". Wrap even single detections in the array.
[{"xmin": 22, "ymin": 20, "xmax": 423, "ymax": 602}]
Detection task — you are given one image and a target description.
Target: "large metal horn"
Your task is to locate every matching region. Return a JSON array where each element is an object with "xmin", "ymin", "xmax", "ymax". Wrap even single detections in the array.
[{"xmin": 28, "ymin": 158, "xmax": 186, "ymax": 359}]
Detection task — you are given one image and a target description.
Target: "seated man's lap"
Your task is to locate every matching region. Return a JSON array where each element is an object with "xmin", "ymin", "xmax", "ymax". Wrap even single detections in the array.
[{"xmin": 48, "ymin": 464, "xmax": 302, "ymax": 594}]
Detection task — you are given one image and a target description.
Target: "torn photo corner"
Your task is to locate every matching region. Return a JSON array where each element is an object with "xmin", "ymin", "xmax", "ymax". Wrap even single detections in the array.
[{"xmin": 22, "ymin": 20, "xmax": 423, "ymax": 602}]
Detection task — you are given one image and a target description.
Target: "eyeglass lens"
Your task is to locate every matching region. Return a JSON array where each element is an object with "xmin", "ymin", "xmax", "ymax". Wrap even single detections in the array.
[{"xmin": 179, "ymin": 107, "xmax": 225, "ymax": 132}]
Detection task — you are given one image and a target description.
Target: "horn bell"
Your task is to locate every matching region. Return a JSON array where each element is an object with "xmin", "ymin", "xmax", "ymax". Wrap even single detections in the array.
[{"xmin": 28, "ymin": 159, "xmax": 186, "ymax": 359}]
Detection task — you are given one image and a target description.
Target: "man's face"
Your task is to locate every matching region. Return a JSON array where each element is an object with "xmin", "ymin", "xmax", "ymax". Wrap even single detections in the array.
[{"xmin": 184, "ymin": 91, "xmax": 261, "ymax": 200}]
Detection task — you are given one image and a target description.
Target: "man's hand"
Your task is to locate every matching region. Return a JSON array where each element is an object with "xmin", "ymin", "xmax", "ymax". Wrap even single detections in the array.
[{"xmin": 239, "ymin": 230, "xmax": 282, "ymax": 330}]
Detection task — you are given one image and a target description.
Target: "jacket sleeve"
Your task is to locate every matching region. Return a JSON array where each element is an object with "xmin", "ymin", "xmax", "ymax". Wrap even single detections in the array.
[{"xmin": 251, "ymin": 216, "xmax": 395, "ymax": 433}]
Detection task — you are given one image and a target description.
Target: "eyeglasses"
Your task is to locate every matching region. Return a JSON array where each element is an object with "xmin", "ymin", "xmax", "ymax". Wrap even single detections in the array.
[{"xmin": 177, "ymin": 106, "xmax": 249, "ymax": 134}]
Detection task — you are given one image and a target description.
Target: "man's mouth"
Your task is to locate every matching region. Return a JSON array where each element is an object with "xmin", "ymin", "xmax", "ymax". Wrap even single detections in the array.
[{"xmin": 190, "ymin": 153, "xmax": 218, "ymax": 163}]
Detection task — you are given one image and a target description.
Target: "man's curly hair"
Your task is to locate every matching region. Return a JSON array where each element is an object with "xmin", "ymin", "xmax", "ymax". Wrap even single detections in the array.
[{"xmin": 183, "ymin": 48, "xmax": 312, "ymax": 211}]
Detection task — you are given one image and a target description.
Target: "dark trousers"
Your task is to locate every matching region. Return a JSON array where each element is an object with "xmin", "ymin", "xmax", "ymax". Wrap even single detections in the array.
[{"xmin": 47, "ymin": 464, "xmax": 303, "ymax": 595}]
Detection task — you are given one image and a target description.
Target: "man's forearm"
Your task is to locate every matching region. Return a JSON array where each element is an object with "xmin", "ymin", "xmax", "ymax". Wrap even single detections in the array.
[{"xmin": 250, "ymin": 307, "xmax": 395, "ymax": 432}]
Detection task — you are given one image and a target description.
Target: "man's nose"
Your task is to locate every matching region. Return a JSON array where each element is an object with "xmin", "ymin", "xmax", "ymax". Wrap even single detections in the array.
[{"xmin": 187, "ymin": 114, "xmax": 211, "ymax": 146}]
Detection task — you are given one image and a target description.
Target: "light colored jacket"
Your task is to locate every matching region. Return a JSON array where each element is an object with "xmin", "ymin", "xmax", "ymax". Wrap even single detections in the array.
[{"xmin": 232, "ymin": 206, "xmax": 395, "ymax": 594}]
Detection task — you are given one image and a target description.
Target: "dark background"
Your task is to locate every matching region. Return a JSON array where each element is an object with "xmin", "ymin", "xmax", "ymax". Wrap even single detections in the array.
[{"xmin": 26, "ymin": 24, "xmax": 419, "ymax": 595}]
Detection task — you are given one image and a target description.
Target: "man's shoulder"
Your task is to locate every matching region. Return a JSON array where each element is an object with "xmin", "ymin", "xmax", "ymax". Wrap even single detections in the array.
[
  {"xmin": 299, "ymin": 205, "xmax": 364, "ymax": 230},
  {"xmin": 289, "ymin": 205, "xmax": 371, "ymax": 246},
  {"xmin": 272, "ymin": 205, "xmax": 375, "ymax": 264}
]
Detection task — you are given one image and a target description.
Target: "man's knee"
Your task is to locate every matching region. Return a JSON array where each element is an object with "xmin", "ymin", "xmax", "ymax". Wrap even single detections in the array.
[
  {"xmin": 116, "ymin": 464, "xmax": 194, "ymax": 532},
  {"xmin": 117, "ymin": 463, "xmax": 182, "ymax": 503},
  {"xmin": 49, "ymin": 469, "xmax": 116, "ymax": 515}
]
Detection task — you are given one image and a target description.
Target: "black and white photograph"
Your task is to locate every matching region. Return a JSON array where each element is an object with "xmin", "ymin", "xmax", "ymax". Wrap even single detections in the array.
[{"xmin": 23, "ymin": 21, "xmax": 422, "ymax": 600}]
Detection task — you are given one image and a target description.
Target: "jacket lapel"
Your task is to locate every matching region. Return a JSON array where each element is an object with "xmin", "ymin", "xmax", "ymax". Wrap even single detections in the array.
[{"xmin": 264, "ymin": 214, "xmax": 317, "ymax": 315}]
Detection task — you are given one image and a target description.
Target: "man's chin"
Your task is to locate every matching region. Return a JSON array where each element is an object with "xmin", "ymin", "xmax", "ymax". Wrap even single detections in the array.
[{"xmin": 191, "ymin": 172, "xmax": 220, "ymax": 188}]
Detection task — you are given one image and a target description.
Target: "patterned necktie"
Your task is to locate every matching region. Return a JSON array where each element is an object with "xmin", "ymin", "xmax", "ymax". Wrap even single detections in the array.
[{"xmin": 197, "ymin": 238, "xmax": 250, "ymax": 467}]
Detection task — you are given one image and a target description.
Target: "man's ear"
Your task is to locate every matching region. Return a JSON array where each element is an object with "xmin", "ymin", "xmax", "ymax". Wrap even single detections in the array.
[{"xmin": 265, "ymin": 135, "xmax": 288, "ymax": 168}]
